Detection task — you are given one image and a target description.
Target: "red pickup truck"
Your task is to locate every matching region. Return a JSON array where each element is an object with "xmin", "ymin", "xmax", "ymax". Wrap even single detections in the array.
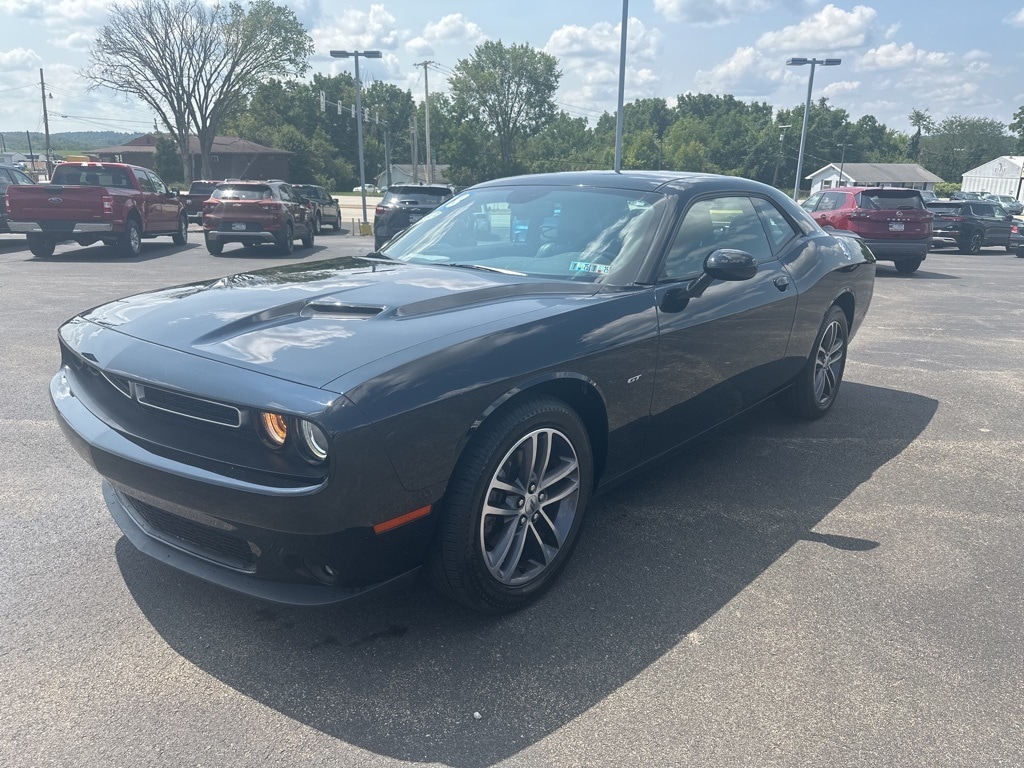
[{"xmin": 4, "ymin": 162, "xmax": 187, "ymax": 258}]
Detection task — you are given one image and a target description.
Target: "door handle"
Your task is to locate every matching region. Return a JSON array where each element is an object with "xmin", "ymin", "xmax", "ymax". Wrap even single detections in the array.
[{"xmin": 773, "ymin": 276, "xmax": 791, "ymax": 291}]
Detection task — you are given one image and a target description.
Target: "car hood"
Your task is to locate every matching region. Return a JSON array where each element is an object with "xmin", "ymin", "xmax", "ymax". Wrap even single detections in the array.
[{"xmin": 77, "ymin": 256, "xmax": 598, "ymax": 390}]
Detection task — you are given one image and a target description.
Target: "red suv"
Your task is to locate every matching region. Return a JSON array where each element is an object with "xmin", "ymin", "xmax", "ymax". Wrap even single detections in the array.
[
  {"xmin": 202, "ymin": 181, "xmax": 314, "ymax": 255},
  {"xmin": 802, "ymin": 187, "xmax": 932, "ymax": 274}
]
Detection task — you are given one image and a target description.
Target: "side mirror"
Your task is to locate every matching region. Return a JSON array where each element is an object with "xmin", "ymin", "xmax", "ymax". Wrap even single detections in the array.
[{"xmin": 704, "ymin": 249, "xmax": 758, "ymax": 281}]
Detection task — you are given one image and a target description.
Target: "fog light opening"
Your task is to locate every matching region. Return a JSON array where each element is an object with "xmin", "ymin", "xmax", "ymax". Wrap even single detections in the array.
[{"xmin": 305, "ymin": 560, "xmax": 339, "ymax": 586}]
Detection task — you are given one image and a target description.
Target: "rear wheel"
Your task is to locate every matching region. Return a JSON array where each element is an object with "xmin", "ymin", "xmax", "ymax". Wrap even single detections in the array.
[
  {"xmin": 429, "ymin": 396, "xmax": 593, "ymax": 613},
  {"xmin": 312, "ymin": 214, "xmax": 322, "ymax": 235},
  {"xmin": 777, "ymin": 305, "xmax": 848, "ymax": 420},
  {"xmin": 118, "ymin": 218, "xmax": 142, "ymax": 258},
  {"xmin": 27, "ymin": 234, "xmax": 55, "ymax": 258},
  {"xmin": 331, "ymin": 217, "xmax": 341, "ymax": 232},
  {"xmin": 171, "ymin": 215, "xmax": 188, "ymax": 245},
  {"xmin": 275, "ymin": 222, "xmax": 294, "ymax": 255},
  {"xmin": 204, "ymin": 233, "xmax": 223, "ymax": 255},
  {"xmin": 895, "ymin": 258, "xmax": 922, "ymax": 274},
  {"xmin": 959, "ymin": 230, "xmax": 983, "ymax": 254}
]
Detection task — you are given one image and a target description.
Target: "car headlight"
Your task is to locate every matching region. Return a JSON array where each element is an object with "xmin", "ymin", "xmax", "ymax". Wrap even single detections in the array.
[
  {"xmin": 297, "ymin": 419, "xmax": 329, "ymax": 463},
  {"xmin": 258, "ymin": 411, "xmax": 288, "ymax": 448}
]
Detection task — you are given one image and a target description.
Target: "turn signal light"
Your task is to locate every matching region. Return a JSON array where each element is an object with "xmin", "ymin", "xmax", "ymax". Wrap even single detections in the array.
[{"xmin": 258, "ymin": 411, "xmax": 288, "ymax": 448}]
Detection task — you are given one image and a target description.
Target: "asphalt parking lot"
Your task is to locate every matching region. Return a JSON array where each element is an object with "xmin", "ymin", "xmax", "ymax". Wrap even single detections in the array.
[{"xmin": 1, "ymin": 233, "xmax": 1022, "ymax": 767}]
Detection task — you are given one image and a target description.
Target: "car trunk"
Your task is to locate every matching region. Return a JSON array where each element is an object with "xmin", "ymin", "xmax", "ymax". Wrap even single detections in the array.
[{"xmin": 847, "ymin": 190, "xmax": 932, "ymax": 239}]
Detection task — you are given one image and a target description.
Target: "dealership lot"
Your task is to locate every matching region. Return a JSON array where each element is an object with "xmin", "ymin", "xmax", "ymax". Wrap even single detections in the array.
[{"xmin": 1, "ymin": 235, "xmax": 1022, "ymax": 767}]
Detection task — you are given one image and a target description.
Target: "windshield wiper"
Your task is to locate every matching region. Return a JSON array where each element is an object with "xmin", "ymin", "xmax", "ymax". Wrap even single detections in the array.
[{"xmin": 441, "ymin": 263, "xmax": 527, "ymax": 276}]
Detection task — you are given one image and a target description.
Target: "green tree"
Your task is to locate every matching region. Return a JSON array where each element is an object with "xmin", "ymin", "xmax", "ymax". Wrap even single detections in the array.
[
  {"xmin": 907, "ymin": 108, "xmax": 935, "ymax": 160},
  {"xmin": 448, "ymin": 41, "xmax": 561, "ymax": 174},
  {"xmin": 86, "ymin": 0, "xmax": 313, "ymax": 182},
  {"xmin": 919, "ymin": 116, "xmax": 1013, "ymax": 182},
  {"xmin": 152, "ymin": 134, "xmax": 183, "ymax": 184},
  {"xmin": 1009, "ymin": 105, "xmax": 1024, "ymax": 153}
]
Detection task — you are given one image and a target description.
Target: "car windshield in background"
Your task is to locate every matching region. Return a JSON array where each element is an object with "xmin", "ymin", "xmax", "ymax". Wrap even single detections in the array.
[
  {"xmin": 212, "ymin": 185, "xmax": 272, "ymax": 200},
  {"xmin": 51, "ymin": 166, "xmax": 132, "ymax": 187},
  {"xmin": 189, "ymin": 182, "xmax": 219, "ymax": 195},
  {"xmin": 855, "ymin": 190, "xmax": 925, "ymax": 210},
  {"xmin": 382, "ymin": 185, "xmax": 668, "ymax": 284}
]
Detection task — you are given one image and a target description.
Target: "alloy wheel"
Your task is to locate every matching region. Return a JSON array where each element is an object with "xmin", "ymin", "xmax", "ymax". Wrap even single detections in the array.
[{"xmin": 813, "ymin": 319, "xmax": 845, "ymax": 405}]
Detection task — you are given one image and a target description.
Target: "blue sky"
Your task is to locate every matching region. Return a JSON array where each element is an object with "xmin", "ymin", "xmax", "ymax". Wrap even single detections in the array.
[{"xmin": 1, "ymin": 1, "xmax": 1023, "ymax": 137}]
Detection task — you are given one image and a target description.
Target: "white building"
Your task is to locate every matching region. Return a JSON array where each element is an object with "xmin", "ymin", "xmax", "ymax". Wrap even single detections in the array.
[
  {"xmin": 806, "ymin": 162, "xmax": 942, "ymax": 194},
  {"xmin": 960, "ymin": 156, "xmax": 1024, "ymax": 200}
]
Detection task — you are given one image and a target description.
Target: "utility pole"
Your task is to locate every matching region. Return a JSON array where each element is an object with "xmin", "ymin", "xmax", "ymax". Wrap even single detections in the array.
[
  {"xmin": 415, "ymin": 61, "xmax": 435, "ymax": 183},
  {"xmin": 39, "ymin": 68, "xmax": 53, "ymax": 177},
  {"xmin": 411, "ymin": 113, "xmax": 420, "ymax": 183}
]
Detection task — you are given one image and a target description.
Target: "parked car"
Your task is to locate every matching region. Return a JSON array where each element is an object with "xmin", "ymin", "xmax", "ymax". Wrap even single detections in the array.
[
  {"xmin": 919, "ymin": 189, "xmax": 939, "ymax": 203},
  {"xmin": 292, "ymin": 184, "xmax": 341, "ymax": 234},
  {"xmin": 0, "ymin": 164, "xmax": 37, "ymax": 233},
  {"xmin": 951, "ymin": 190, "xmax": 986, "ymax": 201},
  {"xmin": 983, "ymin": 194, "xmax": 1024, "ymax": 216},
  {"xmin": 182, "ymin": 179, "xmax": 223, "ymax": 224},
  {"xmin": 373, "ymin": 183, "xmax": 454, "ymax": 250},
  {"xmin": 50, "ymin": 170, "xmax": 875, "ymax": 613},
  {"xmin": 801, "ymin": 187, "xmax": 932, "ymax": 274},
  {"xmin": 927, "ymin": 199, "xmax": 1018, "ymax": 253},
  {"xmin": 5, "ymin": 161, "xmax": 187, "ymax": 258},
  {"xmin": 352, "ymin": 184, "xmax": 379, "ymax": 193},
  {"xmin": 202, "ymin": 180, "xmax": 314, "ymax": 255}
]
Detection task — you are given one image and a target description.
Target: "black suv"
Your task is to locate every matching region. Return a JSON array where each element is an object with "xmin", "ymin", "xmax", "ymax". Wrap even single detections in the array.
[
  {"xmin": 374, "ymin": 184, "xmax": 454, "ymax": 250},
  {"xmin": 0, "ymin": 164, "xmax": 37, "ymax": 233},
  {"xmin": 292, "ymin": 184, "xmax": 341, "ymax": 234},
  {"xmin": 926, "ymin": 200, "xmax": 1018, "ymax": 254}
]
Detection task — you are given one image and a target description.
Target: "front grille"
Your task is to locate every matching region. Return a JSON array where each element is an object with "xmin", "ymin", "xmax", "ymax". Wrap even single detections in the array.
[
  {"xmin": 123, "ymin": 494, "xmax": 257, "ymax": 572},
  {"xmin": 135, "ymin": 384, "xmax": 241, "ymax": 427}
]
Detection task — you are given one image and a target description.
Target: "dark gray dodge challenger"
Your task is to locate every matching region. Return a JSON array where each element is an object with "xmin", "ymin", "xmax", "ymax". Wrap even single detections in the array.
[{"xmin": 51, "ymin": 171, "xmax": 875, "ymax": 613}]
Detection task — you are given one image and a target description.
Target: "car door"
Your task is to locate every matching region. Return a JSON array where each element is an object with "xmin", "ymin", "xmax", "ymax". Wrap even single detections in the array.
[
  {"xmin": 143, "ymin": 170, "xmax": 176, "ymax": 231},
  {"xmin": 646, "ymin": 194, "xmax": 800, "ymax": 459},
  {"xmin": 279, "ymin": 184, "xmax": 308, "ymax": 233},
  {"xmin": 808, "ymin": 190, "xmax": 846, "ymax": 229},
  {"xmin": 973, "ymin": 202, "xmax": 1012, "ymax": 245}
]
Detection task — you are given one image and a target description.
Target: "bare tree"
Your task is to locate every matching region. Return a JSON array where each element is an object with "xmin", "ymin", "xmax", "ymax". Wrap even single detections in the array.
[{"xmin": 85, "ymin": 0, "xmax": 312, "ymax": 182}]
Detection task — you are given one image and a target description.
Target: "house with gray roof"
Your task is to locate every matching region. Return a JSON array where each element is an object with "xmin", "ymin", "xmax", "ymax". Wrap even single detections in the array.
[
  {"xmin": 92, "ymin": 134, "xmax": 293, "ymax": 181},
  {"xmin": 807, "ymin": 162, "xmax": 942, "ymax": 194}
]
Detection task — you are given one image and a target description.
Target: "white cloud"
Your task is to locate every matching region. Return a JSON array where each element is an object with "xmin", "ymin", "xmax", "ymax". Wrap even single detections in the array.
[
  {"xmin": 1006, "ymin": 8, "xmax": 1024, "ymax": 26},
  {"xmin": 0, "ymin": 48, "xmax": 42, "ymax": 71},
  {"xmin": 755, "ymin": 4, "xmax": 877, "ymax": 53},
  {"xmin": 858, "ymin": 42, "xmax": 951, "ymax": 70},
  {"xmin": 422, "ymin": 14, "xmax": 486, "ymax": 46},
  {"xmin": 545, "ymin": 18, "xmax": 662, "ymax": 113},
  {"xmin": 311, "ymin": 4, "xmax": 404, "ymax": 53},
  {"xmin": 654, "ymin": 0, "xmax": 773, "ymax": 26},
  {"xmin": 821, "ymin": 80, "xmax": 860, "ymax": 98}
]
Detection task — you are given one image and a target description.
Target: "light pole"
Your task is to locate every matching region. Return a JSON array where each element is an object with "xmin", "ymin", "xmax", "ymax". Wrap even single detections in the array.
[
  {"xmin": 837, "ymin": 142, "xmax": 848, "ymax": 187},
  {"xmin": 771, "ymin": 123, "xmax": 791, "ymax": 188},
  {"xmin": 330, "ymin": 49, "xmax": 382, "ymax": 227},
  {"xmin": 613, "ymin": 0, "xmax": 628, "ymax": 172},
  {"xmin": 787, "ymin": 57, "xmax": 841, "ymax": 200}
]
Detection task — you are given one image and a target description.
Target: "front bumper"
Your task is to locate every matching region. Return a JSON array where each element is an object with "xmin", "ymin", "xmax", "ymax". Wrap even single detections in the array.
[{"xmin": 50, "ymin": 361, "xmax": 437, "ymax": 605}]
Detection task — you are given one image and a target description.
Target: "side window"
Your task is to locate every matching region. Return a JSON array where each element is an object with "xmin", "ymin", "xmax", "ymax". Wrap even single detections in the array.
[
  {"xmin": 0, "ymin": 169, "xmax": 11, "ymax": 191},
  {"xmin": 146, "ymin": 171, "xmax": 168, "ymax": 195},
  {"xmin": 661, "ymin": 196, "xmax": 775, "ymax": 279},
  {"xmin": 752, "ymin": 198, "xmax": 800, "ymax": 252},
  {"xmin": 817, "ymin": 191, "xmax": 844, "ymax": 212},
  {"xmin": 801, "ymin": 192, "xmax": 822, "ymax": 212},
  {"xmin": 12, "ymin": 169, "xmax": 34, "ymax": 185},
  {"xmin": 135, "ymin": 171, "xmax": 155, "ymax": 193}
]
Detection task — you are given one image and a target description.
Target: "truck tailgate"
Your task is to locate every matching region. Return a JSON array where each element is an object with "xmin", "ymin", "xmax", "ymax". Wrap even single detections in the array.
[{"xmin": 7, "ymin": 185, "xmax": 109, "ymax": 223}]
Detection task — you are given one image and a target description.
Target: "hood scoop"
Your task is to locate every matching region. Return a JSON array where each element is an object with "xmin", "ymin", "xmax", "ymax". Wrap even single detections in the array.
[{"xmin": 301, "ymin": 297, "xmax": 385, "ymax": 319}]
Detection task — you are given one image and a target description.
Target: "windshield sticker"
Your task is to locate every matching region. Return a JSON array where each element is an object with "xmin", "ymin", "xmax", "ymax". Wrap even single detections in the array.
[{"xmin": 569, "ymin": 261, "xmax": 610, "ymax": 274}]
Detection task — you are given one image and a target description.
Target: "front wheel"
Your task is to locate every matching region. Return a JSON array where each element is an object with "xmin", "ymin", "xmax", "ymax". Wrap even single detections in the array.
[
  {"xmin": 312, "ymin": 214, "xmax": 322, "ymax": 235},
  {"xmin": 777, "ymin": 305, "xmax": 849, "ymax": 420},
  {"xmin": 429, "ymin": 396, "xmax": 593, "ymax": 614},
  {"xmin": 300, "ymin": 225, "xmax": 314, "ymax": 249},
  {"xmin": 171, "ymin": 215, "xmax": 188, "ymax": 245},
  {"xmin": 27, "ymin": 234, "xmax": 55, "ymax": 258},
  {"xmin": 118, "ymin": 218, "xmax": 142, "ymax": 258}
]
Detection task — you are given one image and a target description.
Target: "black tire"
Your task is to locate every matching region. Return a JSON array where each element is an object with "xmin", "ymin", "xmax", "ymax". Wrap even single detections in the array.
[
  {"xmin": 312, "ymin": 214, "xmax": 322, "ymax": 235},
  {"xmin": 959, "ymin": 230, "xmax": 983, "ymax": 254},
  {"xmin": 204, "ymin": 233, "xmax": 223, "ymax": 255},
  {"xmin": 27, "ymin": 234, "xmax": 55, "ymax": 258},
  {"xmin": 276, "ymin": 221, "xmax": 294, "ymax": 255},
  {"xmin": 171, "ymin": 215, "xmax": 188, "ymax": 245},
  {"xmin": 777, "ymin": 305, "xmax": 849, "ymax": 420},
  {"xmin": 118, "ymin": 218, "xmax": 142, "ymax": 258},
  {"xmin": 374, "ymin": 236, "xmax": 386, "ymax": 252},
  {"xmin": 894, "ymin": 258, "xmax": 922, "ymax": 274},
  {"xmin": 429, "ymin": 395, "xmax": 594, "ymax": 613},
  {"xmin": 332, "ymin": 218, "xmax": 341, "ymax": 232},
  {"xmin": 300, "ymin": 225, "xmax": 314, "ymax": 249}
]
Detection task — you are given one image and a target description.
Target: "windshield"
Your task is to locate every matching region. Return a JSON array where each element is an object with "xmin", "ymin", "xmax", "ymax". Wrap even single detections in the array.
[
  {"xmin": 212, "ymin": 184, "xmax": 272, "ymax": 200},
  {"xmin": 382, "ymin": 184, "xmax": 669, "ymax": 284}
]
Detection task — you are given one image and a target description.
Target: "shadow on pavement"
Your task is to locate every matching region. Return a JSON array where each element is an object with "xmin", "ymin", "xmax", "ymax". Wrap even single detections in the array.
[{"xmin": 117, "ymin": 382, "xmax": 937, "ymax": 767}]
